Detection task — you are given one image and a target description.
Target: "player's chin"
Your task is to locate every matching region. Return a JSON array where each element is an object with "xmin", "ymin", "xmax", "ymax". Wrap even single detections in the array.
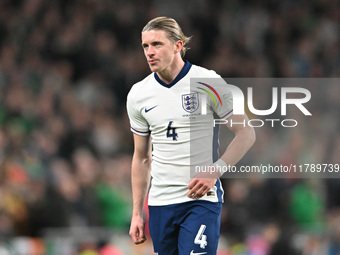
[{"xmin": 149, "ymin": 63, "xmax": 160, "ymax": 72}]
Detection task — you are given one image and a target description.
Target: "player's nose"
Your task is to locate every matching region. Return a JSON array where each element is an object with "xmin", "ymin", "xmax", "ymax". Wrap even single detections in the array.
[{"xmin": 146, "ymin": 46, "xmax": 155, "ymax": 56}]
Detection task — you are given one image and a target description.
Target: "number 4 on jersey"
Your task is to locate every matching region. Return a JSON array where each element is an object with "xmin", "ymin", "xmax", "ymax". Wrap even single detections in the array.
[
  {"xmin": 166, "ymin": 121, "xmax": 178, "ymax": 141},
  {"xmin": 194, "ymin": 224, "xmax": 207, "ymax": 249}
]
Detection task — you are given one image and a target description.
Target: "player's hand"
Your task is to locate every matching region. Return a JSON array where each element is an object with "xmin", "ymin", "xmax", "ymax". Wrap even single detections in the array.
[
  {"xmin": 129, "ymin": 215, "xmax": 147, "ymax": 244},
  {"xmin": 187, "ymin": 171, "xmax": 219, "ymax": 199}
]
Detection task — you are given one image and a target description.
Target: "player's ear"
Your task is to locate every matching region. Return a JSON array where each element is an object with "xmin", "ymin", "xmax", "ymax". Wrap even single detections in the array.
[{"xmin": 174, "ymin": 40, "xmax": 183, "ymax": 54}]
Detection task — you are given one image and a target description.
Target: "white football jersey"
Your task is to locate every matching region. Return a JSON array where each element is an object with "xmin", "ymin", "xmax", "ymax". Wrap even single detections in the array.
[{"xmin": 126, "ymin": 61, "xmax": 233, "ymax": 206}]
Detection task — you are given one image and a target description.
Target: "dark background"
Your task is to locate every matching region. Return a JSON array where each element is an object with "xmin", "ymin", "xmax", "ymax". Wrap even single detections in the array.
[{"xmin": 0, "ymin": 0, "xmax": 339, "ymax": 254}]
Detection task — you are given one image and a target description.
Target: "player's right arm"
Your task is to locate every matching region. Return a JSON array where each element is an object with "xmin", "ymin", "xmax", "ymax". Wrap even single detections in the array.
[{"xmin": 129, "ymin": 133, "xmax": 152, "ymax": 245}]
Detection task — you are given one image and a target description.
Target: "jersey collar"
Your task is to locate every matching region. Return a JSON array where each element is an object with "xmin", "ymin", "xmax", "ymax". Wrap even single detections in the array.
[{"xmin": 154, "ymin": 60, "xmax": 192, "ymax": 88}]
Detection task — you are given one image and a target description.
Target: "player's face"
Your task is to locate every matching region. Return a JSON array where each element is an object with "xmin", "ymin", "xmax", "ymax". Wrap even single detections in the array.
[{"xmin": 141, "ymin": 30, "xmax": 178, "ymax": 73}]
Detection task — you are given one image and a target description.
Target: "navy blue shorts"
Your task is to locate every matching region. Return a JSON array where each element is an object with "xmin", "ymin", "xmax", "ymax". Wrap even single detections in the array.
[{"xmin": 149, "ymin": 200, "xmax": 222, "ymax": 255}]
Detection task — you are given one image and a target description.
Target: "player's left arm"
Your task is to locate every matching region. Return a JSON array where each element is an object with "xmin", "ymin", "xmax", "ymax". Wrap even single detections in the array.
[
  {"xmin": 187, "ymin": 114, "xmax": 255, "ymax": 199},
  {"xmin": 219, "ymin": 113, "xmax": 256, "ymax": 168}
]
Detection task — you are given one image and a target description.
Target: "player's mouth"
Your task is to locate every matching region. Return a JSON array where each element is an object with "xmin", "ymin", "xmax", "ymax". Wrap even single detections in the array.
[{"xmin": 148, "ymin": 59, "xmax": 158, "ymax": 65}]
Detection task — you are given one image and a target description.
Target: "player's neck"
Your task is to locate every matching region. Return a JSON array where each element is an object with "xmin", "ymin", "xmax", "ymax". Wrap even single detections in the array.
[{"xmin": 157, "ymin": 58, "xmax": 185, "ymax": 85}]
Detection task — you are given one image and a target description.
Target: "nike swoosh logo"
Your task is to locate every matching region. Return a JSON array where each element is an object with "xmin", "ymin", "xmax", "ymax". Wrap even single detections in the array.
[
  {"xmin": 190, "ymin": 251, "xmax": 207, "ymax": 255},
  {"xmin": 145, "ymin": 105, "xmax": 157, "ymax": 113}
]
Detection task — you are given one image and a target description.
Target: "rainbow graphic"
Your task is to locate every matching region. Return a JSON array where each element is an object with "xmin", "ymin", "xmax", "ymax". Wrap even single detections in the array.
[{"xmin": 196, "ymin": 82, "xmax": 222, "ymax": 106}]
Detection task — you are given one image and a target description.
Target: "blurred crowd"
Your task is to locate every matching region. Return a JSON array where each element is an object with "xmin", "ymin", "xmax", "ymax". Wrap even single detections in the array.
[{"xmin": 0, "ymin": 0, "xmax": 340, "ymax": 254}]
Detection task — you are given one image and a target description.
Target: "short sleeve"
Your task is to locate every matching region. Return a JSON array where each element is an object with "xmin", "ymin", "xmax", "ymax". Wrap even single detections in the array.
[
  {"xmin": 126, "ymin": 89, "xmax": 150, "ymax": 136},
  {"xmin": 211, "ymin": 84, "xmax": 233, "ymax": 119},
  {"xmin": 191, "ymin": 70, "xmax": 233, "ymax": 120}
]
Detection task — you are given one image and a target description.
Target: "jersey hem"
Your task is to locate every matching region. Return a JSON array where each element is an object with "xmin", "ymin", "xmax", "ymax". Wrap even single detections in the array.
[{"xmin": 148, "ymin": 196, "xmax": 221, "ymax": 206}]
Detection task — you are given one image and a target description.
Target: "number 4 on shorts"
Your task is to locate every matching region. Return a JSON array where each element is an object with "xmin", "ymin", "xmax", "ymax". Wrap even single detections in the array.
[{"xmin": 194, "ymin": 224, "xmax": 207, "ymax": 249}]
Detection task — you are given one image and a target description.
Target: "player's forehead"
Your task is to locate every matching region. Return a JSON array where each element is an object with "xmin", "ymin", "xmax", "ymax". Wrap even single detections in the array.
[{"xmin": 141, "ymin": 29, "xmax": 171, "ymax": 44}]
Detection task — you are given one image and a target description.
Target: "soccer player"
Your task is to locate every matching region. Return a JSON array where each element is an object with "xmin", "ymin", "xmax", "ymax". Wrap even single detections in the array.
[{"xmin": 127, "ymin": 17, "xmax": 255, "ymax": 255}]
